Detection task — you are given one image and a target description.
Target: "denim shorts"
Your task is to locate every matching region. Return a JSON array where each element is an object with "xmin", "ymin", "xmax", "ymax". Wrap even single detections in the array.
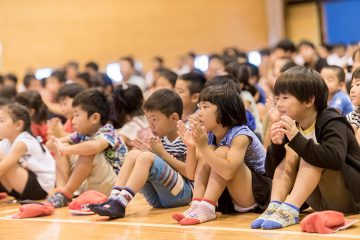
[{"xmin": 140, "ymin": 155, "xmax": 193, "ymax": 208}]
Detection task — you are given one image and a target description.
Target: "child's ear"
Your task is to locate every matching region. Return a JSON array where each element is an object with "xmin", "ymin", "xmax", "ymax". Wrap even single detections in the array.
[
  {"xmin": 191, "ymin": 93, "xmax": 200, "ymax": 103},
  {"xmin": 90, "ymin": 112, "xmax": 101, "ymax": 124},
  {"xmin": 15, "ymin": 119, "xmax": 25, "ymax": 131},
  {"xmin": 305, "ymin": 96, "xmax": 316, "ymax": 107},
  {"xmin": 170, "ymin": 112, "xmax": 180, "ymax": 121}
]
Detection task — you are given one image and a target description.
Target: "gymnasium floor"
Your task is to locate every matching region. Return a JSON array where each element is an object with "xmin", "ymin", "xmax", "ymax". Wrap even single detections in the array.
[{"xmin": 0, "ymin": 195, "xmax": 359, "ymax": 240}]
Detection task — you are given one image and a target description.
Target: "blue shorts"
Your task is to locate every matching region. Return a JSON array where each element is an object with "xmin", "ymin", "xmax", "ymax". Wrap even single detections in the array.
[{"xmin": 140, "ymin": 155, "xmax": 193, "ymax": 208}]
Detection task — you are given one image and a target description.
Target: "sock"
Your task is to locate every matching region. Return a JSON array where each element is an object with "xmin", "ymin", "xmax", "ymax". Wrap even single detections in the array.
[
  {"xmin": 172, "ymin": 198, "xmax": 201, "ymax": 223},
  {"xmin": 251, "ymin": 200, "xmax": 281, "ymax": 229},
  {"xmin": 261, "ymin": 202, "xmax": 299, "ymax": 229},
  {"xmin": 88, "ymin": 187, "xmax": 135, "ymax": 219},
  {"xmin": 180, "ymin": 199, "xmax": 216, "ymax": 225}
]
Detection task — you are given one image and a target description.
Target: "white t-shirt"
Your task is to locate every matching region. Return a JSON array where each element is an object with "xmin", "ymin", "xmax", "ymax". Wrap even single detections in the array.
[
  {"xmin": 0, "ymin": 132, "xmax": 56, "ymax": 193},
  {"xmin": 118, "ymin": 115, "xmax": 152, "ymax": 141}
]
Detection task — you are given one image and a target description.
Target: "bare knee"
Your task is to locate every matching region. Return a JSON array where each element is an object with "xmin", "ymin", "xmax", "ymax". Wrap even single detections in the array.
[{"xmin": 136, "ymin": 151, "xmax": 155, "ymax": 165}]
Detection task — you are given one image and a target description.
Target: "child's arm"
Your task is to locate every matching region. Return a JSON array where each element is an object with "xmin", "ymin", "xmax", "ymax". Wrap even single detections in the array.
[
  {"xmin": 191, "ymin": 121, "xmax": 250, "ymax": 180},
  {"xmin": 55, "ymin": 138, "xmax": 109, "ymax": 156},
  {"xmin": 177, "ymin": 120, "xmax": 198, "ymax": 180},
  {"xmin": 148, "ymin": 137, "xmax": 187, "ymax": 177},
  {"xmin": 0, "ymin": 142, "xmax": 27, "ymax": 176}
]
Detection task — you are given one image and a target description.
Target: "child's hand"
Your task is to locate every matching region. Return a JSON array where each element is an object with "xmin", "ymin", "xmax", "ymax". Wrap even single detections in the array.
[
  {"xmin": 177, "ymin": 120, "xmax": 195, "ymax": 149},
  {"xmin": 270, "ymin": 122, "xmax": 284, "ymax": 145},
  {"xmin": 190, "ymin": 118, "xmax": 208, "ymax": 149},
  {"xmin": 279, "ymin": 115, "xmax": 299, "ymax": 141},
  {"xmin": 148, "ymin": 136, "xmax": 165, "ymax": 156},
  {"xmin": 46, "ymin": 137, "xmax": 58, "ymax": 153},
  {"xmin": 130, "ymin": 138, "xmax": 150, "ymax": 151},
  {"xmin": 47, "ymin": 118, "xmax": 65, "ymax": 138},
  {"xmin": 52, "ymin": 137, "xmax": 67, "ymax": 155},
  {"xmin": 266, "ymin": 97, "xmax": 280, "ymax": 123}
]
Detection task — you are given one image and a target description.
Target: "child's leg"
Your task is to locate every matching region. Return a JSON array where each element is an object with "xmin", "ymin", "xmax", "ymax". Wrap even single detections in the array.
[
  {"xmin": 114, "ymin": 149, "xmax": 142, "ymax": 187},
  {"xmin": 0, "ymin": 165, "xmax": 48, "ymax": 200},
  {"xmin": 90, "ymin": 151, "xmax": 157, "ymax": 218},
  {"xmin": 54, "ymin": 153, "xmax": 71, "ymax": 188},
  {"xmin": 262, "ymin": 159, "xmax": 322, "ymax": 229},
  {"xmin": 252, "ymin": 147, "xmax": 299, "ymax": 228},
  {"xmin": 180, "ymin": 168, "xmax": 227, "ymax": 225},
  {"xmin": 173, "ymin": 158, "xmax": 210, "ymax": 222}
]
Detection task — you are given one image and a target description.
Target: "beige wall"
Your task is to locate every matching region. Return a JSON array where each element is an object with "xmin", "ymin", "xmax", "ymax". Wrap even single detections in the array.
[
  {"xmin": 0, "ymin": 0, "xmax": 268, "ymax": 79},
  {"xmin": 286, "ymin": 2, "xmax": 321, "ymax": 45}
]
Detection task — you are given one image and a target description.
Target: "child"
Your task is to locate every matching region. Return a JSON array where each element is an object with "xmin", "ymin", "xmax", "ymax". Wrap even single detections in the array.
[
  {"xmin": 41, "ymin": 70, "xmax": 66, "ymax": 116},
  {"xmin": 252, "ymin": 66, "xmax": 360, "ymax": 230},
  {"xmin": 144, "ymin": 68, "xmax": 178, "ymax": 98},
  {"xmin": 174, "ymin": 72, "xmax": 206, "ymax": 123},
  {"xmin": 112, "ymin": 84, "xmax": 151, "ymax": 150},
  {"xmin": 0, "ymin": 103, "xmax": 55, "ymax": 200},
  {"xmin": 47, "ymin": 83, "xmax": 85, "ymax": 138},
  {"xmin": 89, "ymin": 89, "xmax": 193, "ymax": 218},
  {"xmin": 321, "ymin": 65, "xmax": 353, "ymax": 115},
  {"xmin": 15, "ymin": 91, "xmax": 49, "ymax": 143},
  {"xmin": 173, "ymin": 81, "xmax": 271, "ymax": 225},
  {"xmin": 46, "ymin": 83, "xmax": 85, "ymax": 188},
  {"xmin": 347, "ymin": 67, "xmax": 360, "ymax": 144},
  {"xmin": 46, "ymin": 89, "xmax": 127, "ymax": 207}
]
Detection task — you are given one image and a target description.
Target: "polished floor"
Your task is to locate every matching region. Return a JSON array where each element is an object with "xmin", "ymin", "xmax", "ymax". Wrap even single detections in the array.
[{"xmin": 0, "ymin": 195, "xmax": 359, "ymax": 240}]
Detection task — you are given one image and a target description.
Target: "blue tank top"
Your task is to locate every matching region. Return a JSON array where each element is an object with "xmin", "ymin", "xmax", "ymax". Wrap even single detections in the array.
[{"xmin": 207, "ymin": 125, "xmax": 265, "ymax": 174}]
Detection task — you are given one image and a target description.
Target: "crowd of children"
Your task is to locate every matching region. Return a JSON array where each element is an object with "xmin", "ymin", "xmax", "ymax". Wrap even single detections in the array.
[{"xmin": 0, "ymin": 39, "xmax": 359, "ymax": 231}]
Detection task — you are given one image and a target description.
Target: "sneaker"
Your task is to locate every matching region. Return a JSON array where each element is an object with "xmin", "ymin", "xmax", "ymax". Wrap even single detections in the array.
[{"xmin": 47, "ymin": 192, "xmax": 71, "ymax": 208}]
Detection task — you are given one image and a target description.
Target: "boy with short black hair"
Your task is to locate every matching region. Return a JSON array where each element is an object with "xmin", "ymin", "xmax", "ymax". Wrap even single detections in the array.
[
  {"xmin": 252, "ymin": 66, "xmax": 360, "ymax": 230},
  {"xmin": 47, "ymin": 89, "xmax": 127, "ymax": 208},
  {"xmin": 89, "ymin": 89, "xmax": 193, "ymax": 218},
  {"xmin": 321, "ymin": 65, "xmax": 353, "ymax": 115},
  {"xmin": 174, "ymin": 72, "xmax": 206, "ymax": 123}
]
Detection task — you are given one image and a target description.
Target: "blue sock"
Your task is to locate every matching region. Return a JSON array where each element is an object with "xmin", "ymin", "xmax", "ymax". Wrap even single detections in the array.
[
  {"xmin": 261, "ymin": 202, "xmax": 299, "ymax": 230},
  {"xmin": 251, "ymin": 200, "xmax": 281, "ymax": 229}
]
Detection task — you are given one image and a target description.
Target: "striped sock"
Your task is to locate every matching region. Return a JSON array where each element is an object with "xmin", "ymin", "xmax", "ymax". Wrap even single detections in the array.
[
  {"xmin": 172, "ymin": 198, "xmax": 201, "ymax": 223},
  {"xmin": 261, "ymin": 202, "xmax": 299, "ymax": 229},
  {"xmin": 180, "ymin": 199, "xmax": 216, "ymax": 225},
  {"xmin": 251, "ymin": 200, "xmax": 281, "ymax": 229}
]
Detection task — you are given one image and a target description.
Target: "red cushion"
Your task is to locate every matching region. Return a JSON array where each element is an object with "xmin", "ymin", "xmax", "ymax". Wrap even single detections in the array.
[
  {"xmin": 300, "ymin": 211, "xmax": 345, "ymax": 234},
  {"xmin": 12, "ymin": 203, "xmax": 54, "ymax": 219},
  {"xmin": 68, "ymin": 190, "xmax": 107, "ymax": 212}
]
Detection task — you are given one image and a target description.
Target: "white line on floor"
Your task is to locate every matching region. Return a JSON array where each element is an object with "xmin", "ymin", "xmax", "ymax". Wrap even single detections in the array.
[{"xmin": 0, "ymin": 217, "xmax": 359, "ymax": 239}]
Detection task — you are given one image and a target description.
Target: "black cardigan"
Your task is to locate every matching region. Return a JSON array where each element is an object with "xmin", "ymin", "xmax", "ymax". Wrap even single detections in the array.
[{"xmin": 265, "ymin": 108, "xmax": 360, "ymax": 212}]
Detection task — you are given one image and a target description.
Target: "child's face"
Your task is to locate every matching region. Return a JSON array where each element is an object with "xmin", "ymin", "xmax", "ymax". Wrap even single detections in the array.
[
  {"xmin": 350, "ymin": 78, "xmax": 360, "ymax": 106},
  {"xmin": 275, "ymin": 93, "xmax": 309, "ymax": 121},
  {"xmin": 175, "ymin": 80, "xmax": 193, "ymax": 109},
  {"xmin": 145, "ymin": 110, "xmax": 177, "ymax": 138},
  {"xmin": 154, "ymin": 76, "xmax": 173, "ymax": 91},
  {"xmin": 59, "ymin": 97, "xmax": 74, "ymax": 119},
  {"xmin": 46, "ymin": 77, "xmax": 62, "ymax": 96},
  {"xmin": 0, "ymin": 109, "xmax": 19, "ymax": 139},
  {"xmin": 72, "ymin": 106, "xmax": 98, "ymax": 135},
  {"xmin": 197, "ymin": 101, "xmax": 218, "ymax": 131},
  {"xmin": 321, "ymin": 68, "xmax": 342, "ymax": 95}
]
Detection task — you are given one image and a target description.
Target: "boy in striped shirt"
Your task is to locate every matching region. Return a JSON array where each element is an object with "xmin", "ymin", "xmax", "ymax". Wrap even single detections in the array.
[{"xmin": 89, "ymin": 89, "xmax": 193, "ymax": 218}]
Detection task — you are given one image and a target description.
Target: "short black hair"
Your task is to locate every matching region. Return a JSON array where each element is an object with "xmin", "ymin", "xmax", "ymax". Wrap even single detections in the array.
[
  {"xmin": 178, "ymin": 72, "xmax": 206, "ymax": 94},
  {"xmin": 280, "ymin": 60, "xmax": 297, "ymax": 73},
  {"xmin": 85, "ymin": 61, "xmax": 99, "ymax": 71},
  {"xmin": 72, "ymin": 89, "xmax": 110, "ymax": 125},
  {"xmin": 120, "ymin": 56, "xmax": 135, "ymax": 68},
  {"xmin": 274, "ymin": 66, "xmax": 328, "ymax": 112},
  {"xmin": 352, "ymin": 67, "xmax": 360, "ymax": 80},
  {"xmin": 274, "ymin": 39, "xmax": 296, "ymax": 53},
  {"xmin": 143, "ymin": 89, "xmax": 182, "ymax": 118},
  {"xmin": 57, "ymin": 83, "xmax": 85, "ymax": 101},
  {"xmin": 298, "ymin": 40, "xmax": 316, "ymax": 49},
  {"xmin": 199, "ymin": 80, "xmax": 247, "ymax": 128},
  {"xmin": 0, "ymin": 86, "xmax": 17, "ymax": 100},
  {"xmin": 5, "ymin": 73, "xmax": 18, "ymax": 85},
  {"xmin": 157, "ymin": 68, "xmax": 178, "ymax": 87},
  {"xmin": 322, "ymin": 65, "xmax": 345, "ymax": 82},
  {"xmin": 76, "ymin": 72, "xmax": 92, "ymax": 88},
  {"xmin": 50, "ymin": 70, "xmax": 66, "ymax": 83},
  {"xmin": 23, "ymin": 74, "xmax": 37, "ymax": 88}
]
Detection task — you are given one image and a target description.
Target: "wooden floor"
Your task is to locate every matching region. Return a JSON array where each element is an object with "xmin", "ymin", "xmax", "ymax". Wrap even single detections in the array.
[{"xmin": 0, "ymin": 195, "xmax": 360, "ymax": 240}]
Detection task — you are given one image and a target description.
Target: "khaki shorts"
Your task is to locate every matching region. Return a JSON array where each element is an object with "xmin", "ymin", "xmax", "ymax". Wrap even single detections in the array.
[
  {"xmin": 306, "ymin": 170, "xmax": 355, "ymax": 213},
  {"xmin": 83, "ymin": 153, "xmax": 117, "ymax": 196}
]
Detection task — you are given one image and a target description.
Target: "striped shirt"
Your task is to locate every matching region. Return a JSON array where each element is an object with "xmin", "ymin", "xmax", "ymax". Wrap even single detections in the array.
[
  {"xmin": 161, "ymin": 136, "xmax": 187, "ymax": 162},
  {"xmin": 346, "ymin": 107, "xmax": 360, "ymax": 129}
]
